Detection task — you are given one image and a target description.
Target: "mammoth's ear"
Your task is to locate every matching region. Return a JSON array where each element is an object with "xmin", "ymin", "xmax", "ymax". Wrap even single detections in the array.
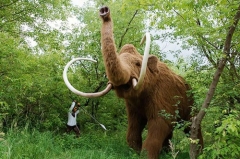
[{"xmin": 147, "ymin": 55, "xmax": 159, "ymax": 74}]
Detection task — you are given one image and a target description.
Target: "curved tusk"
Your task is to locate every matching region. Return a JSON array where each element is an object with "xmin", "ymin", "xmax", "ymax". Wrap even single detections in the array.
[
  {"xmin": 63, "ymin": 57, "xmax": 112, "ymax": 98},
  {"xmin": 132, "ymin": 78, "xmax": 138, "ymax": 88},
  {"xmin": 134, "ymin": 32, "xmax": 151, "ymax": 90}
]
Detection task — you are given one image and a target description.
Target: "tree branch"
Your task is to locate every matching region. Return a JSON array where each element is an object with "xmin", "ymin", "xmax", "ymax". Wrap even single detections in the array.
[
  {"xmin": 228, "ymin": 50, "xmax": 240, "ymax": 80},
  {"xmin": 118, "ymin": 10, "xmax": 138, "ymax": 49},
  {"xmin": 174, "ymin": 9, "xmax": 220, "ymax": 51},
  {"xmin": 199, "ymin": 45, "xmax": 217, "ymax": 68},
  {"xmin": 0, "ymin": 0, "xmax": 19, "ymax": 9}
]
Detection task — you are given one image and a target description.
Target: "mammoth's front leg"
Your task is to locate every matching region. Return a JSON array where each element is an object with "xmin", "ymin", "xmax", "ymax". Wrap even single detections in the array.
[
  {"xmin": 126, "ymin": 108, "xmax": 147, "ymax": 153},
  {"xmin": 142, "ymin": 117, "xmax": 172, "ymax": 159}
]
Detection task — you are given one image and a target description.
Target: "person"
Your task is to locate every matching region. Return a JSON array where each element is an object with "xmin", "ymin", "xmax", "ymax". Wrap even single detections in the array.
[{"xmin": 66, "ymin": 100, "xmax": 81, "ymax": 137}]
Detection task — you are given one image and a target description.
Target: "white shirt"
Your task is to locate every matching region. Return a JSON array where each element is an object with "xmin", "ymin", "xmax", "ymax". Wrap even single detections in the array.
[{"xmin": 67, "ymin": 101, "xmax": 79, "ymax": 126}]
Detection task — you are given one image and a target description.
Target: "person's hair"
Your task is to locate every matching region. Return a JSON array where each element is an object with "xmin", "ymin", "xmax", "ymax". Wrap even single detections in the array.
[{"xmin": 72, "ymin": 106, "xmax": 78, "ymax": 111}]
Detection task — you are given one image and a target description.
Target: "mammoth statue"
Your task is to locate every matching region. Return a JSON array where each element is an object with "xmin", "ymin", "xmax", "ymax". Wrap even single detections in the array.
[{"xmin": 63, "ymin": 6, "xmax": 203, "ymax": 159}]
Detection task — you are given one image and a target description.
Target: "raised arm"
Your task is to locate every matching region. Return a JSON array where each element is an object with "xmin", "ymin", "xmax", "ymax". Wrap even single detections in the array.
[{"xmin": 69, "ymin": 100, "xmax": 76, "ymax": 111}]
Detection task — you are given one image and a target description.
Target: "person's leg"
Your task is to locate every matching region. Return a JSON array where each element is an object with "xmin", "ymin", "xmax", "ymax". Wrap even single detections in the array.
[
  {"xmin": 73, "ymin": 125, "xmax": 80, "ymax": 137},
  {"xmin": 66, "ymin": 125, "xmax": 73, "ymax": 133}
]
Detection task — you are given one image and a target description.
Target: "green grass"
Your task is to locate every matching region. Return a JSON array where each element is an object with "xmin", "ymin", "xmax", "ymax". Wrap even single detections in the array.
[
  {"xmin": 0, "ymin": 128, "xmax": 190, "ymax": 159},
  {"xmin": 0, "ymin": 128, "xmax": 139, "ymax": 159}
]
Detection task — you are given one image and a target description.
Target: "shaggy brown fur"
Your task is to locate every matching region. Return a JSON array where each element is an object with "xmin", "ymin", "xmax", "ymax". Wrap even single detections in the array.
[{"xmin": 99, "ymin": 6, "xmax": 203, "ymax": 159}]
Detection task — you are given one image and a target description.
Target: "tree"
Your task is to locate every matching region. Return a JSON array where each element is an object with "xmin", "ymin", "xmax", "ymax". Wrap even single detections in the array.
[
  {"xmin": 190, "ymin": 4, "xmax": 240, "ymax": 158},
  {"xmin": 0, "ymin": 0, "xmax": 76, "ymax": 130}
]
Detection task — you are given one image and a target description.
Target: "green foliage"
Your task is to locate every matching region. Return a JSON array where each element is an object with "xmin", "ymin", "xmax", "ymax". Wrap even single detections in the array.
[{"xmin": 199, "ymin": 110, "xmax": 240, "ymax": 159}]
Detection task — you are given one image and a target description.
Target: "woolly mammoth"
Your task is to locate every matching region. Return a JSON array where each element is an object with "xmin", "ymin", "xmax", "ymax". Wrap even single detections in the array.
[{"xmin": 63, "ymin": 6, "xmax": 203, "ymax": 159}]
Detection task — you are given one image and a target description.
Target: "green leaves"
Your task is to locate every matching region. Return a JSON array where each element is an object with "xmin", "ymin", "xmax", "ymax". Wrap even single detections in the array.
[{"xmin": 200, "ymin": 111, "xmax": 240, "ymax": 159}]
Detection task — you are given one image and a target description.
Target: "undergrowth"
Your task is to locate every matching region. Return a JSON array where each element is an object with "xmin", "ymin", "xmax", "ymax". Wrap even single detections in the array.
[
  {"xmin": 0, "ymin": 127, "xmax": 190, "ymax": 159},
  {"xmin": 0, "ymin": 127, "xmax": 138, "ymax": 159}
]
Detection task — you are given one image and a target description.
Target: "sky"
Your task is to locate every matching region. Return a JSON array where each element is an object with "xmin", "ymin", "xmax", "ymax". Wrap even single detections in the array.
[{"xmin": 71, "ymin": 0, "xmax": 87, "ymax": 7}]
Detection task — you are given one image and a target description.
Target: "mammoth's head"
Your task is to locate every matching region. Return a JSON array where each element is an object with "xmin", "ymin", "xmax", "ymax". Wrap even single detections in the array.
[{"xmin": 112, "ymin": 44, "xmax": 159, "ymax": 98}]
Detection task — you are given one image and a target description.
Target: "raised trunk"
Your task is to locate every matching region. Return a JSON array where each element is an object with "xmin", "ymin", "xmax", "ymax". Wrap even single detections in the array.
[{"xmin": 101, "ymin": 15, "xmax": 130, "ymax": 86}]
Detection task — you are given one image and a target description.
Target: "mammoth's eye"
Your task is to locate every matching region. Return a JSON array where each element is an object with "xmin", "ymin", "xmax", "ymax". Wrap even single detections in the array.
[{"xmin": 135, "ymin": 62, "xmax": 141, "ymax": 67}]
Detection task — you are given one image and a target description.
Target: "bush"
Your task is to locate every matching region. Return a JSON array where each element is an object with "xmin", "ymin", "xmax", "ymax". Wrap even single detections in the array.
[{"xmin": 199, "ymin": 110, "xmax": 240, "ymax": 159}]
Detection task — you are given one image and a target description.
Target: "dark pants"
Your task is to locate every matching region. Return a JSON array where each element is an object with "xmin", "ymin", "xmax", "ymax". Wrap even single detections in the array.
[{"xmin": 66, "ymin": 124, "xmax": 80, "ymax": 137}]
